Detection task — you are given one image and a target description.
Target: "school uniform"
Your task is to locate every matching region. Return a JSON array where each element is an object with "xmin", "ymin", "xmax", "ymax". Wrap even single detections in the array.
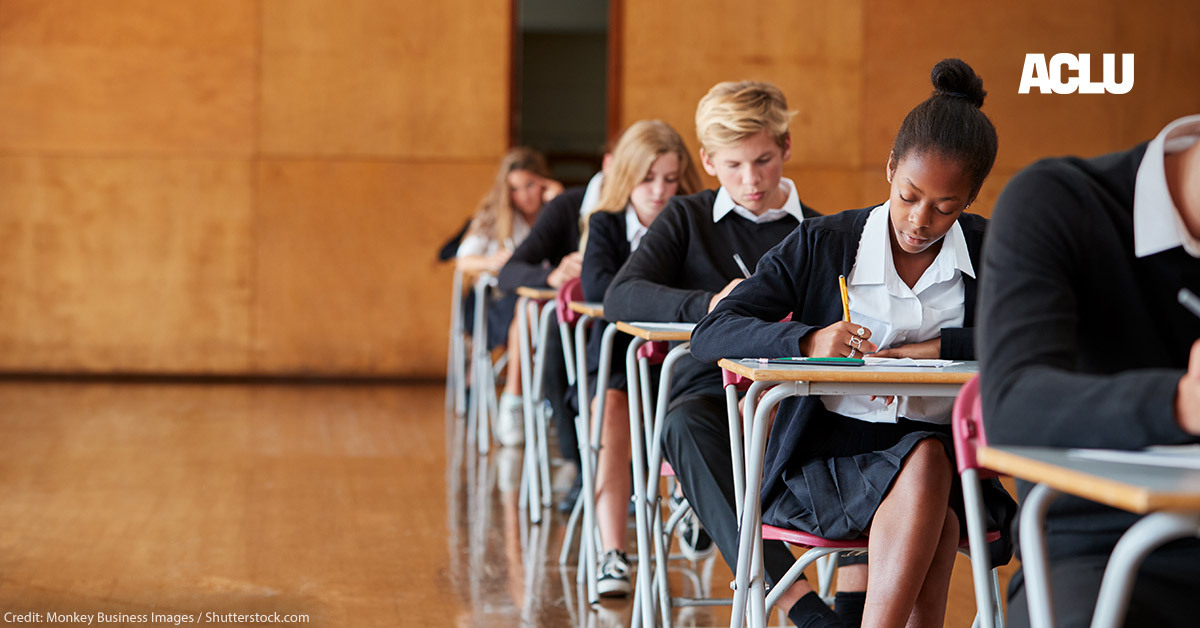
[
  {"xmin": 979, "ymin": 115, "xmax": 1200, "ymax": 627},
  {"xmin": 604, "ymin": 178, "xmax": 822, "ymax": 586},
  {"xmin": 580, "ymin": 205, "xmax": 651, "ymax": 394},
  {"xmin": 458, "ymin": 211, "xmax": 534, "ymax": 351},
  {"xmin": 692, "ymin": 204, "xmax": 1014, "ymax": 564}
]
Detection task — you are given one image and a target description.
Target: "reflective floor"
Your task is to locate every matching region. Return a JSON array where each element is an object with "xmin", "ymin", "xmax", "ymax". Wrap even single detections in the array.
[{"xmin": 0, "ymin": 380, "xmax": 1014, "ymax": 627}]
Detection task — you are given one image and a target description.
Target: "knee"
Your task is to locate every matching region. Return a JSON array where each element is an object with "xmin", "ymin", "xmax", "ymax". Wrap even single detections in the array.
[{"xmin": 906, "ymin": 439, "xmax": 954, "ymax": 486}]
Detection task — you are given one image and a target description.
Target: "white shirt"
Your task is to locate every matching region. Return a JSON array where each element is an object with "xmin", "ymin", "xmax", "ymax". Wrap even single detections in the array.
[
  {"xmin": 822, "ymin": 202, "xmax": 973, "ymax": 424},
  {"xmin": 455, "ymin": 213, "xmax": 533, "ymax": 258},
  {"xmin": 580, "ymin": 171, "xmax": 605, "ymax": 216},
  {"xmin": 624, "ymin": 204, "xmax": 649, "ymax": 251},
  {"xmin": 1134, "ymin": 114, "xmax": 1200, "ymax": 259},
  {"xmin": 713, "ymin": 177, "xmax": 806, "ymax": 224}
]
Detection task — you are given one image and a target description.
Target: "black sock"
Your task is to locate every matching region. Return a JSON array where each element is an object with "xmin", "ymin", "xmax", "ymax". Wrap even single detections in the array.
[
  {"xmin": 834, "ymin": 591, "xmax": 866, "ymax": 628},
  {"xmin": 787, "ymin": 591, "xmax": 842, "ymax": 628}
]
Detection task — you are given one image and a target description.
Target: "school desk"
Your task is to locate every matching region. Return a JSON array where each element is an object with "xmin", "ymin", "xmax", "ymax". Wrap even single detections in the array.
[
  {"xmin": 514, "ymin": 286, "xmax": 558, "ymax": 524},
  {"xmin": 977, "ymin": 445, "xmax": 1200, "ymax": 628},
  {"xmin": 717, "ymin": 358, "xmax": 978, "ymax": 628}
]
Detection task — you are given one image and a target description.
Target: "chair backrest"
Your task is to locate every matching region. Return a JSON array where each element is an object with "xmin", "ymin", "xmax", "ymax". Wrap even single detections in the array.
[
  {"xmin": 636, "ymin": 340, "xmax": 670, "ymax": 364},
  {"xmin": 951, "ymin": 374, "xmax": 995, "ymax": 476},
  {"xmin": 555, "ymin": 277, "xmax": 584, "ymax": 326}
]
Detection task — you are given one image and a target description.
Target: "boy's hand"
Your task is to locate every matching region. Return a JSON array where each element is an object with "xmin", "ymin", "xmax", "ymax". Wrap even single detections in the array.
[
  {"xmin": 708, "ymin": 279, "xmax": 744, "ymax": 312},
  {"xmin": 547, "ymin": 252, "xmax": 583, "ymax": 288},
  {"xmin": 798, "ymin": 321, "xmax": 877, "ymax": 358},
  {"xmin": 1178, "ymin": 339, "xmax": 1200, "ymax": 435},
  {"xmin": 541, "ymin": 178, "xmax": 564, "ymax": 203}
]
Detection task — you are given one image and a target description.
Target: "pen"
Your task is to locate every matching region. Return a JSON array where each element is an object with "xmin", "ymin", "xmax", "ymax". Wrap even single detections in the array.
[
  {"xmin": 1180, "ymin": 288, "xmax": 1200, "ymax": 319},
  {"xmin": 733, "ymin": 253, "xmax": 752, "ymax": 278},
  {"xmin": 838, "ymin": 274, "xmax": 850, "ymax": 322}
]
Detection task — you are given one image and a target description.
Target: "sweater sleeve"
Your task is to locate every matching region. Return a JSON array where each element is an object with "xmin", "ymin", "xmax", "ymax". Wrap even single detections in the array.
[
  {"xmin": 978, "ymin": 164, "xmax": 1187, "ymax": 449},
  {"xmin": 497, "ymin": 193, "xmax": 578, "ymax": 290},
  {"xmin": 581, "ymin": 212, "xmax": 626, "ymax": 303},
  {"xmin": 691, "ymin": 227, "xmax": 824, "ymax": 362},
  {"xmin": 603, "ymin": 203, "xmax": 715, "ymax": 323}
]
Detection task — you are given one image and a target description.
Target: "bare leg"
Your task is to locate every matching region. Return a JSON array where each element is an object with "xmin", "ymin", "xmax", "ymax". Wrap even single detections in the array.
[
  {"xmin": 504, "ymin": 317, "xmax": 522, "ymax": 396},
  {"xmin": 861, "ymin": 439, "xmax": 955, "ymax": 628},
  {"xmin": 595, "ymin": 389, "xmax": 631, "ymax": 551},
  {"xmin": 906, "ymin": 508, "xmax": 959, "ymax": 628}
]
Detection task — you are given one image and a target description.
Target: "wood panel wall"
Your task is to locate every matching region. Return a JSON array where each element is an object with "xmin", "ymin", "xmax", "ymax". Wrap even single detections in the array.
[
  {"xmin": 620, "ymin": 0, "xmax": 1200, "ymax": 218},
  {"xmin": 1, "ymin": 1, "xmax": 1196, "ymax": 377},
  {"xmin": 0, "ymin": 0, "xmax": 509, "ymax": 376}
]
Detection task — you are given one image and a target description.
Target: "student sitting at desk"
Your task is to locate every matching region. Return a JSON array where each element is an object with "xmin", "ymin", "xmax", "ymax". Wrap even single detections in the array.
[
  {"xmin": 978, "ymin": 114, "xmax": 1200, "ymax": 627},
  {"xmin": 577, "ymin": 119, "xmax": 702, "ymax": 596},
  {"xmin": 604, "ymin": 80, "xmax": 847, "ymax": 626},
  {"xmin": 456, "ymin": 147, "xmax": 562, "ymax": 446},
  {"xmin": 493, "ymin": 156, "xmax": 604, "ymax": 471},
  {"xmin": 691, "ymin": 59, "xmax": 1016, "ymax": 628}
]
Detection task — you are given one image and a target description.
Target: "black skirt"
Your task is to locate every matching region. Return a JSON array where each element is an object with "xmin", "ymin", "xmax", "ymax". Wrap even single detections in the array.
[{"xmin": 761, "ymin": 407, "xmax": 1016, "ymax": 565}]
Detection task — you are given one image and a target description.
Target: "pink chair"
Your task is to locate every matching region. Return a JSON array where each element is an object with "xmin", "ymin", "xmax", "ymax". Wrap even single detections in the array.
[{"xmin": 951, "ymin": 374, "xmax": 1008, "ymax": 628}]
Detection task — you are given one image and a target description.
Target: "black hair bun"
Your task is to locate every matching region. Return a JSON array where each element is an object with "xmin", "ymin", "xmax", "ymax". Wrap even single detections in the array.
[{"xmin": 931, "ymin": 58, "xmax": 986, "ymax": 108}]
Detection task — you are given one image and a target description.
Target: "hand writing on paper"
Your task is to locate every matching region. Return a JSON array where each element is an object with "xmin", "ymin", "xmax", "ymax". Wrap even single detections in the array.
[
  {"xmin": 799, "ymin": 321, "xmax": 877, "ymax": 358},
  {"xmin": 871, "ymin": 337, "xmax": 941, "ymax": 359},
  {"xmin": 708, "ymin": 279, "xmax": 744, "ymax": 312},
  {"xmin": 1178, "ymin": 339, "xmax": 1200, "ymax": 435},
  {"xmin": 547, "ymin": 252, "xmax": 583, "ymax": 288}
]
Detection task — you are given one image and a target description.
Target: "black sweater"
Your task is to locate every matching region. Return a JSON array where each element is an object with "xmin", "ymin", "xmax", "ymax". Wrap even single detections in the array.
[
  {"xmin": 979, "ymin": 144, "xmax": 1200, "ymax": 559},
  {"xmin": 497, "ymin": 186, "xmax": 585, "ymax": 291},
  {"xmin": 581, "ymin": 210, "xmax": 634, "ymax": 381},
  {"xmin": 604, "ymin": 189, "xmax": 819, "ymax": 397},
  {"xmin": 691, "ymin": 206, "xmax": 986, "ymax": 503}
]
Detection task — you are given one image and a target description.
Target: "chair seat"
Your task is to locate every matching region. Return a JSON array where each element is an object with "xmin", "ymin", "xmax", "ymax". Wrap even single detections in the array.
[{"xmin": 762, "ymin": 524, "xmax": 1002, "ymax": 548}]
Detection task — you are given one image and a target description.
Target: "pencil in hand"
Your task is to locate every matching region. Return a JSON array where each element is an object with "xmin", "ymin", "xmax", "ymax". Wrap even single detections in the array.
[
  {"xmin": 838, "ymin": 274, "xmax": 850, "ymax": 322},
  {"xmin": 733, "ymin": 253, "xmax": 752, "ymax": 279}
]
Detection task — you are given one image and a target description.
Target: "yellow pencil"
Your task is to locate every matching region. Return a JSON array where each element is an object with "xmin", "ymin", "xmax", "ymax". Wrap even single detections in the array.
[{"xmin": 838, "ymin": 274, "xmax": 850, "ymax": 322}]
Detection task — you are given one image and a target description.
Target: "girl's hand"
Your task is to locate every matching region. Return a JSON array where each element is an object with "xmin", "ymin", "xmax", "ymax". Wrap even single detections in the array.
[
  {"xmin": 798, "ymin": 322, "xmax": 877, "ymax": 358},
  {"xmin": 547, "ymin": 252, "xmax": 583, "ymax": 288},
  {"xmin": 486, "ymin": 248, "xmax": 512, "ymax": 272},
  {"xmin": 870, "ymin": 337, "xmax": 940, "ymax": 359},
  {"xmin": 541, "ymin": 178, "xmax": 564, "ymax": 203}
]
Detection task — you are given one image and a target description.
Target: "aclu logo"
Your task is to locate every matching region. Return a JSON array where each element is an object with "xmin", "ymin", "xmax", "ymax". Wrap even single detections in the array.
[{"xmin": 1019, "ymin": 53, "xmax": 1134, "ymax": 94}]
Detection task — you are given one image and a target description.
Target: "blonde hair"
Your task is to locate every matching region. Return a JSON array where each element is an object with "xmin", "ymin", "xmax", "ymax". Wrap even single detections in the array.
[
  {"xmin": 467, "ymin": 147, "xmax": 552, "ymax": 244},
  {"xmin": 579, "ymin": 120, "xmax": 702, "ymax": 253},
  {"xmin": 694, "ymin": 81, "xmax": 795, "ymax": 155}
]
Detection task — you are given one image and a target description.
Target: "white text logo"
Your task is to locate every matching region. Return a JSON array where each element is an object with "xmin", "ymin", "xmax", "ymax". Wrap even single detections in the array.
[{"xmin": 1019, "ymin": 53, "xmax": 1134, "ymax": 94}]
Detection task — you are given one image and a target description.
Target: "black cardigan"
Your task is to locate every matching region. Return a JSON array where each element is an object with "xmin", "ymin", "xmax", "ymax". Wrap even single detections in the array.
[
  {"xmin": 497, "ymin": 185, "xmax": 585, "ymax": 291},
  {"xmin": 979, "ymin": 143, "xmax": 1200, "ymax": 559},
  {"xmin": 690, "ymin": 206, "xmax": 987, "ymax": 504},
  {"xmin": 604, "ymin": 189, "xmax": 819, "ymax": 398}
]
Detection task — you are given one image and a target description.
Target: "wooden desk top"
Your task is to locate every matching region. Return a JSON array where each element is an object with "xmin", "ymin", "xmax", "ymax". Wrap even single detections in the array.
[
  {"xmin": 718, "ymin": 358, "xmax": 978, "ymax": 384},
  {"xmin": 614, "ymin": 321, "xmax": 695, "ymax": 341},
  {"xmin": 978, "ymin": 445, "xmax": 1200, "ymax": 514},
  {"xmin": 516, "ymin": 286, "xmax": 556, "ymax": 301},
  {"xmin": 568, "ymin": 301, "xmax": 604, "ymax": 318}
]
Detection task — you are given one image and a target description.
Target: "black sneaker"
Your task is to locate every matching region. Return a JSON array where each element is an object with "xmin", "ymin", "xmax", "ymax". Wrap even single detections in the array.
[
  {"xmin": 596, "ymin": 549, "xmax": 632, "ymax": 597},
  {"xmin": 671, "ymin": 494, "xmax": 714, "ymax": 560}
]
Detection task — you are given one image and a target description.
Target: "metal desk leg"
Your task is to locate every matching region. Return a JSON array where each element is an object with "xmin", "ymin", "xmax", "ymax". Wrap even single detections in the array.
[
  {"xmin": 1020, "ymin": 483, "xmax": 1061, "ymax": 628},
  {"xmin": 626, "ymin": 337, "xmax": 655, "ymax": 628},
  {"xmin": 1089, "ymin": 511, "xmax": 1200, "ymax": 628}
]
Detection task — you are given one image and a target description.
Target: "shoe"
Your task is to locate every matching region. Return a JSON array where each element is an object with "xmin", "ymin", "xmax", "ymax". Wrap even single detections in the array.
[
  {"xmin": 495, "ymin": 393, "xmax": 525, "ymax": 447},
  {"xmin": 671, "ymin": 494, "xmax": 714, "ymax": 560},
  {"xmin": 596, "ymin": 549, "xmax": 632, "ymax": 598},
  {"xmin": 557, "ymin": 474, "xmax": 582, "ymax": 513}
]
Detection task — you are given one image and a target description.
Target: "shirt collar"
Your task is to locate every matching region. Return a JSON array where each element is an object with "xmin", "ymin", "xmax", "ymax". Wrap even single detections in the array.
[
  {"xmin": 712, "ymin": 177, "xmax": 805, "ymax": 224},
  {"xmin": 1134, "ymin": 114, "xmax": 1200, "ymax": 259},
  {"xmin": 580, "ymin": 171, "xmax": 604, "ymax": 215},
  {"xmin": 851, "ymin": 202, "xmax": 975, "ymax": 289},
  {"xmin": 624, "ymin": 204, "xmax": 649, "ymax": 251}
]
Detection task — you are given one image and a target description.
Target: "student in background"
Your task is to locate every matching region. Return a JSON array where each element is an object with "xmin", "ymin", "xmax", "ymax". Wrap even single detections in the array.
[
  {"xmin": 979, "ymin": 114, "xmax": 1200, "ymax": 627},
  {"xmin": 457, "ymin": 147, "xmax": 562, "ymax": 446},
  {"xmin": 604, "ymin": 81, "xmax": 851, "ymax": 627},
  {"xmin": 494, "ymin": 154, "xmax": 606, "ymax": 503},
  {"xmin": 690, "ymin": 59, "xmax": 1015, "ymax": 628},
  {"xmin": 576, "ymin": 119, "xmax": 702, "ymax": 596}
]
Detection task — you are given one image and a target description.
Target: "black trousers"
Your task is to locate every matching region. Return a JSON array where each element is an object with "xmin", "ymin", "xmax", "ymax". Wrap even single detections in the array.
[
  {"xmin": 660, "ymin": 393, "xmax": 801, "ymax": 585},
  {"xmin": 1006, "ymin": 546, "xmax": 1200, "ymax": 628},
  {"xmin": 538, "ymin": 321, "xmax": 579, "ymax": 468}
]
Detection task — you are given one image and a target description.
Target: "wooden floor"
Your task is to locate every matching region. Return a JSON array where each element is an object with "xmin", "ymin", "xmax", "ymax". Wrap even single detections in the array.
[{"xmin": 0, "ymin": 380, "xmax": 1015, "ymax": 627}]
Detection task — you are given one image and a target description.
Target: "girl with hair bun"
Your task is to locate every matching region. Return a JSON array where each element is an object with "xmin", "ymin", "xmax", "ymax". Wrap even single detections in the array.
[{"xmin": 691, "ymin": 59, "xmax": 1016, "ymax": 627}]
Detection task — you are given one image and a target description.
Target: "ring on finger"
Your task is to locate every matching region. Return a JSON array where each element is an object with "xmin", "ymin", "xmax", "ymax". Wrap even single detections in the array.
[
  {"xmin": 849, "ymin": 336, "xmax": 862, "ymax": 348},
  {"xmin": 856, "ymin": 326, "xmax": 866, "ymax": 337},
  {"xmin": 848, "ymin": 348, "xmax": 856, "ymax": 358}
]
